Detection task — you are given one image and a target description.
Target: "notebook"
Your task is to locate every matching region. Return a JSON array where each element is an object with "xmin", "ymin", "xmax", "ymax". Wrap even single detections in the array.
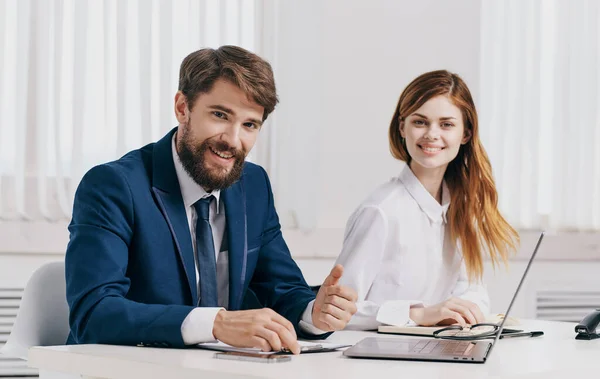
[
  {"xmin": 378, "ymin": 314, "xmax": 521, "ymax": 337},
  {"xmin": 196, "ymin": 340, "xmax": 350, "ymax": 355}
]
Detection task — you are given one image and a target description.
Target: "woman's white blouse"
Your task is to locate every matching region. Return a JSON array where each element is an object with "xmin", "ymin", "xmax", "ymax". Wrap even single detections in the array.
[{"xmin": 336, "ymin": 165, "xmax": 490, "ymax": 330}]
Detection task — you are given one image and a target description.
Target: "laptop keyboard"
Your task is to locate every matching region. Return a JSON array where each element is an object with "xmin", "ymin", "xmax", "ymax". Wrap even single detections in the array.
[{"xmin": 411, "ymin": 340, "xmax": 472, "ymax": 356}]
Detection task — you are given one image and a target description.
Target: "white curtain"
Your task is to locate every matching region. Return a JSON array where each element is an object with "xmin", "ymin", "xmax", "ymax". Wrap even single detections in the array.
[
  {"xmin": 479, "ymin": 0, "xmax": 600, "ymax": 231},
  {"xmin": 0, "ymin": 0, "xmax": 277, "ymax": 222}
]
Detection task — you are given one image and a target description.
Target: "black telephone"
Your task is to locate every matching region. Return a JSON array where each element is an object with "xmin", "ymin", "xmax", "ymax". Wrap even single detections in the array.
[{"xmin": 575, "ymin": 309, "xmax": 600, "ymax": 340}]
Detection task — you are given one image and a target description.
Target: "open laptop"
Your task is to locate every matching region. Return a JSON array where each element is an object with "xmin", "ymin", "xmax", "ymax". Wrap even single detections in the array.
[{"xmin": 343, "ymin": 232, "xmax": 545, "ymax": 363}]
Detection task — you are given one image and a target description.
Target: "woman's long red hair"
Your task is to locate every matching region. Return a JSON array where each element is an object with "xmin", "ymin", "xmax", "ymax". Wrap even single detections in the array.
[{"xmin": 389, "ymin": 70, "xmax": 519, "ymax": 280}]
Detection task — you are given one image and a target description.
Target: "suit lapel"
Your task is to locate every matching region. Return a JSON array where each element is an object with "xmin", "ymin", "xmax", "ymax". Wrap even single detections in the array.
[
  {"xmin": 222, "ymin": 178, "xmax": 248, "ymax": 311},
  {"xmin": 151, "ymin": 128, "xmax": 198, "ymax": 304}
]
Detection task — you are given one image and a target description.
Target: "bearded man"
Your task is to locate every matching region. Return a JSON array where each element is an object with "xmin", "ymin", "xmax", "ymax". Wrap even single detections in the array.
[{"xmin": 64, "ymin": 46, "xmax": 357, "ymax": 354}]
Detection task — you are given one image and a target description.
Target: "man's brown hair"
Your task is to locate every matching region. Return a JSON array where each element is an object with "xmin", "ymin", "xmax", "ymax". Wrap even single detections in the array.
[{"xmin": 178, "ymin": 45, "xmax": 278, "ymax": 121}]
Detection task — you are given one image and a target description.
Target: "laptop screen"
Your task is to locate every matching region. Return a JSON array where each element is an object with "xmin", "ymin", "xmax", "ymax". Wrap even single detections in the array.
[{"xmin": 486, "ymin": 232, "xmax": 545, "ymax": 357}]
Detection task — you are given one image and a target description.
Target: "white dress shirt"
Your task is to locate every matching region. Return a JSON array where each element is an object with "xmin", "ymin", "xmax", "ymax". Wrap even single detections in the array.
[
  {"xmin": 172, "ymin": 135, "xmax": 323, "ymax": 344},
  {"xmin": 335, "ymin": 165, "xmax": 490, "ymax": 330}
]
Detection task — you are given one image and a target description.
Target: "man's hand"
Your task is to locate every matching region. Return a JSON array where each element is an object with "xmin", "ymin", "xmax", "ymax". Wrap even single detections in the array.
[
  {"xmin": 212, "ymin": 308, "xmax": 301, "ymax": 354},
  {"xmin": 312, "ymin": 264, "xmax": 358, "ymax": 331},
  {"xmin": 409, "ymin": 297, "xmax": 485, "ymax": 326}
]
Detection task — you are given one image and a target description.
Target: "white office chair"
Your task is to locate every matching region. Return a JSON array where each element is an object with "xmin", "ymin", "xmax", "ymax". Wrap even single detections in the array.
[{"xmin": 1, "ymin": 261, "xmax": 70, "ymax": 362}]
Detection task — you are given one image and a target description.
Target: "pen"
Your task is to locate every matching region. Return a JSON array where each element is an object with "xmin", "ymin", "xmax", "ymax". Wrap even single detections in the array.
[
  {"xmin": 499, "ymin": 331, "xmax": 544, "ymax": 339},
  {"xmin": 279, "ymin": 344, "xmax": 323, "ymax": 353}
]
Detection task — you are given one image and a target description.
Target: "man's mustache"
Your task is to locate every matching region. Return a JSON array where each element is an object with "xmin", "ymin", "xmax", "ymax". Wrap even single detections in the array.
[{"xmin": 203, "ymin": 140, "xmax": 246, "ymax": 160}]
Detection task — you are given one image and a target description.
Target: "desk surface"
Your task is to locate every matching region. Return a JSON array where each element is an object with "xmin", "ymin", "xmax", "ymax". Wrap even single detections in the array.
[{"xmin": 28, "ymin": 320, "xmax": 599, "ymax": 379}]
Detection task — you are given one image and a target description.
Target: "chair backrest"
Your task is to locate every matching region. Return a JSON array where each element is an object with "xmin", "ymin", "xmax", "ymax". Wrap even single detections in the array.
[{"xmin": 1, "ymin": 261, "xmax": 69, "ymax": 360}]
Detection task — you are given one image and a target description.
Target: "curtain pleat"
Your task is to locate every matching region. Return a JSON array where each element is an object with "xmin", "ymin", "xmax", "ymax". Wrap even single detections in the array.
[
  {"xmin": 14, "ymin": 0, "xmax": 31, "ymax": 220},
  {"xmin": 0, "ymin": 0, "xmax": 262, "ymax": 221},
  {"xmin": 480, "ymin": 0, "xmax": 600, "ymax": 230}
]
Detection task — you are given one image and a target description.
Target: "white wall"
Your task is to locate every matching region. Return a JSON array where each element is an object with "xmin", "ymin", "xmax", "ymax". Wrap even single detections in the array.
[
  {"xmin": 272, "ymin": 0, "xmax": 481, "ymax": 231},
  {"xmin": 272, "ymin": 1, "xmax": 599, "ymax": 263}
]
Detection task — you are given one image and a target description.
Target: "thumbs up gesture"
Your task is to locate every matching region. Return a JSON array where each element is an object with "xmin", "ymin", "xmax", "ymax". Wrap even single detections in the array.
[{"xmin": 312, "ymin": 264, "xmax": 358, "ymax": 331}]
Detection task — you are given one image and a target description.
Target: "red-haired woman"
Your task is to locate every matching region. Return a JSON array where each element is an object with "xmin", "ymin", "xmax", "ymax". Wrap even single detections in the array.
[{"xmin": 336, "ymin": 70, "xmax": 519, "ymax": 330}]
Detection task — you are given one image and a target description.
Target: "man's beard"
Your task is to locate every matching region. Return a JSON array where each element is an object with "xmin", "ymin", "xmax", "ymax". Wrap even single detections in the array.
[{"xmin": 177, "ymin": 127, "xmax": 246, "ymax": 191}]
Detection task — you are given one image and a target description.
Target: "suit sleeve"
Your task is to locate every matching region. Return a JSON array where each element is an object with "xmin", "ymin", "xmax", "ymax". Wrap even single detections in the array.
[
  {"xmin": 246, "ymin": 167, "xmax": 332, "ymax": 340},
  {"xmin": 66, "ymin": 164, "xmax": 195, "ymax": 347}
]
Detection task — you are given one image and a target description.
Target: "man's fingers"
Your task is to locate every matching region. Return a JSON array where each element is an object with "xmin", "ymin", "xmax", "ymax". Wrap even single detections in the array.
[
  {"xmin": 324, "ymin": 295, "xmax": 357, "ymax": 315},
  {"xmin": 250, "ymin": 336, "xmax": 274, "ymax": 353},
  {"xmin": 325, "ymin": 285, "xmax": 356, "ymax": 302},
  {"xmin": 267, "ymin": 309, "xmax": 297, "ymax": 339},
  {"xmin": 322, "ymin": 264, "xmax": 344, "ymax": 287},
  {"xmin": 318, "ymin": 312, "xmax": 345, "ymax": 331},
  {"xmin": 256, "ymin": 327, "xmax": 283, "ymax": 352},
  {"xmin": 215, "ymin": 309, "xmax": 302, "ymax": 354},
  {"xmin": 320, "ymin": 303, "xmax": 352, "ymax": 323},
  {"xmin": 264, "ymin": 321, "xmax": 300, "ymax": 355}
]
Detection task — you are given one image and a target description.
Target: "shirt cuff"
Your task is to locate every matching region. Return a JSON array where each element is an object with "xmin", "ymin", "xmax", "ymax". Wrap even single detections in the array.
[
  {"xmin": 298, "ymin": 299, "xmax": 329, "ymax": 335},
  {"xmin": 181, "ymin": 307, "xmax": 224, "ymax": 345},
  {"xmin": 376, "ymin": 300, "xmax": 423, "ymax": 327}
]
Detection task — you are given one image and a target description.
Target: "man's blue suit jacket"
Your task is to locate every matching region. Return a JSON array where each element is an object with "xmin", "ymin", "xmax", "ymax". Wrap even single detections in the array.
[{"xmin": 65, "ymin": 127, "xmax": 326, "ymax": 348}]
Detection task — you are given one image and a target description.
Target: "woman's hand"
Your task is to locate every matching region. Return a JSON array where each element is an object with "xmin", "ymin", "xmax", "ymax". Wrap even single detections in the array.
[{"xmin": 409, "ymin": 297, "xmax": 485, "ymax": 326}]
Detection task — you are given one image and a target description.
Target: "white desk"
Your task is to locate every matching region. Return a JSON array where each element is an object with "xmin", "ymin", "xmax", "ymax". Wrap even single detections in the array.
[{"xmin": 28, "ymin": 320, "xmax": 599, "ymax": 379}]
